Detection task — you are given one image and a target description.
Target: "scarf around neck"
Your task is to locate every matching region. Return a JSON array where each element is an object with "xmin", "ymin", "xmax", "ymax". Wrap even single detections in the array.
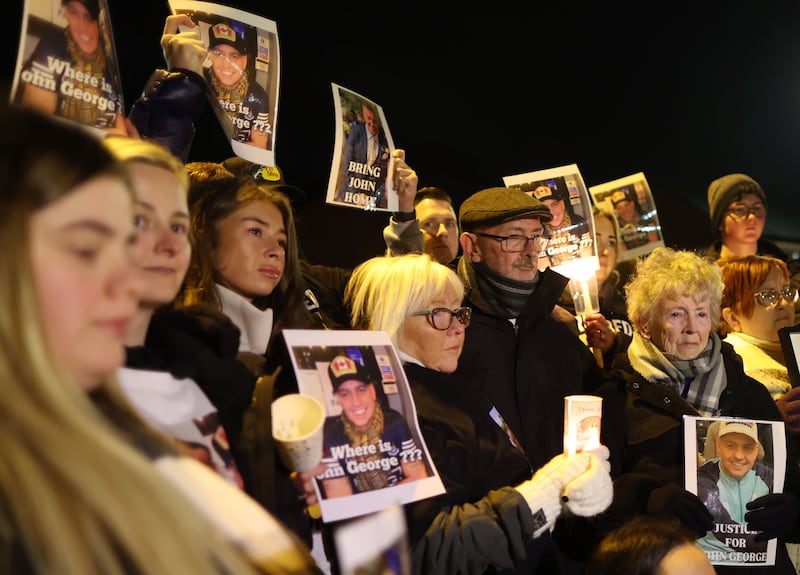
[
  {"xmin": 469, "ymin": 260, "xmax": 538, "ymax": 320},
  {"xmin": 628, "ymin": 331, "xmax": 727, "ymax": 416},
  {"xmin": 342, "ymin": 404, "xmax": 388, "ymax": 492},
  {"xmin": 214, "ymin": 284, "xmax": 273, "ymax": 354}
]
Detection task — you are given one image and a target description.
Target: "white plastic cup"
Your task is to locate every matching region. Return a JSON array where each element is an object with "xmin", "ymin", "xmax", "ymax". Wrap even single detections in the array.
[{"xmin": 272, "ymin": 394, "xmax": 326, "ymax": 473}]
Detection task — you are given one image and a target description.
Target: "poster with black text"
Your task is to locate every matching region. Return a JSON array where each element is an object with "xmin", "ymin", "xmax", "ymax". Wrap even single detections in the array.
[
  {"xmin": 684, "ymin": 415, "xmax": 786, "ymax": 567},
  {"xmin": 326, "ymin": 84, "xmax": 397, "ymax": 212}
]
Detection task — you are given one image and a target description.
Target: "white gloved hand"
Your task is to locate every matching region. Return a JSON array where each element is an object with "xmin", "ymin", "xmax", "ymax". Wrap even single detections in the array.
[
  {"xmin": 514, "ymin": 451, "xmax": 596, "ymax": 537},
  {"xmin": 561, "ymin": 445, "xmax": 613, "ymax": 517}
]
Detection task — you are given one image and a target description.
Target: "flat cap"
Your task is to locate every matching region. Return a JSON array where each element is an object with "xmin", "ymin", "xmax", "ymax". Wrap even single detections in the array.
[{"xmin": 459, "ymin": 187, "xmax": 553, "ymax": 232}]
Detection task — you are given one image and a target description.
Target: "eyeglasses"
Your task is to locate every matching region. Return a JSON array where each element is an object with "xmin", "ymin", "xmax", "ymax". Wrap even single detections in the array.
[
  {"xmin": 407, "ymin": 307, "xmax": 472, "ymax": 330},
  {"xmin": 725, "ymin": 204, "xmax": 767, "ymax": 219},
  {"xmin": 474, "ymin": 232, "xmax": 549, "ymax": 253},
  {"xmin": 754, "ymin": 287, "xmax": 798, "ymax": 307}
]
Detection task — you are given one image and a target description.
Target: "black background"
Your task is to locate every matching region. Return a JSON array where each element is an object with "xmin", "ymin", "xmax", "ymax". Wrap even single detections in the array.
[{"xmin": 6, "ymin": 2, "xmax": 800, "ymax": 269}]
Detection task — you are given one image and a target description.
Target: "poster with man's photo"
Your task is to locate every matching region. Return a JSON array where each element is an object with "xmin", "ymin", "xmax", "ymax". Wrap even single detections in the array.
[
  {"xmin": 588, "ymin": 172, "xmax": 664, "ymax": 262},
  {"xmin": 170, "ymin": 0, "xmax": 279, "ymax": 166},
  {"xmin": 684, "ymin": 415, "xmax": 787, "ymax": 567},
  {"xmin": 503, "ymin": 164, "xmax": 597, "ymax": 279},
  {"xmin": 326, "ymin": 84, "xmax": 397, "ymax": 212},
  {"xmin": 282, "ymin": 329, "xmax": 444, "ymax": 523},
  {"xmin": 12, "ymin": 0, "xmax": 126, "ymax": 136}
]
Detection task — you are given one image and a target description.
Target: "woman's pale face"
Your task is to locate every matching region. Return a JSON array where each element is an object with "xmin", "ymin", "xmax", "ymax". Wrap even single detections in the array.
[
  {"xmin": 646, "ymin": 293, "xmax": 712, "ymax": 360},
  {"xmin": 720, "ymin": 192, "xmax": 765, "ymax": 247},
  {"xmin": 211, "ymin": 199, "xmax": 286, "ymax": 301},
  {"xmin": 736, "ymin": 267, "xmax": 795, "ymax": 342},
  {"xmin": 129, "ymin": 163, "xmax": 190, "ymax": 306},
  {"xmin": 398, "ymin": 282, "xmax": 465, "ymax": 373},
  {"xmin": 594, "ymin": 215, "xmax": 618, "ymax": 285},
  {"xmin": 31, "ymin": 175, "xmax": 140, "ymax": 390},
  {"xmin": 63, "ymin": 1, "xmax": 100, "ymax": 56}
]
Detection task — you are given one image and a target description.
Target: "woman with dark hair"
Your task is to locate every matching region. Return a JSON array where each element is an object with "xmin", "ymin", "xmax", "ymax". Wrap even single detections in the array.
[{"xmin": 587, "ymin": 515, "xmax": 713, "ymax": 575}]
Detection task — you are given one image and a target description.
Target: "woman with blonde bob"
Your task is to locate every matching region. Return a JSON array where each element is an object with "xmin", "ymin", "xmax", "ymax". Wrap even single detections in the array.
[
  {"xmin": 0, "ymin": 105, "xmax": 317, "ymax": 574},
  {"xmin": 595, "ymin": 247, "xmax": 800, "ymax": 575},
  {"xmin": 340, "ymin": 253, "xmax": 613, "ymax": 575}
]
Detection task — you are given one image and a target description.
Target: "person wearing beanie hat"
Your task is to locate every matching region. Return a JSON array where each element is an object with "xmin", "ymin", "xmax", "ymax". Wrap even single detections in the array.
[
  {"xmin": 696, "ymin": 419, "xmax": 775, "ymax": 562},
  {"xmin": 16, "ymin": 0, "xmax": 125, "ymax": 134},
  {"xmin": 704, "ymin": 173, "xmax": 789, "ymax": 263},
  {"xmin": 204, "ymin": 19, "xmax": 272, "ymax": 150},
  {"xmin": 318, "ymin": 355, "xmax": 429, "ymax": 498}
]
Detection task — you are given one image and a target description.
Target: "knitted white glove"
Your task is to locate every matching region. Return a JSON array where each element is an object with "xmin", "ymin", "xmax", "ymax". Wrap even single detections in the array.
[
  {"xmin": 514, "ymin": 451, "xmax": 595, "ymax": 538},
  {"xmin": 561, "ymin": 445, "xmax": 613, "ymax": 517}
]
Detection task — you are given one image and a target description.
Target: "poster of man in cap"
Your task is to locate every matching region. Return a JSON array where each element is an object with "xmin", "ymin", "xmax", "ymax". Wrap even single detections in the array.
[
  {"xmin": 12, "ymin": 0, "xmax": 126, "ymax": 136},
  {"xmin": 684, "ymin": 416, "xmax": 786, "ymax": 567},
  {"xmin": 282, "ymin": 329, "xmax": 444, "ymax": 523},
  {"xmin": 589, "ymin": 172, "xmax": 664, "ymax": 261},
  {"xmin": 503, "ymin": 163, "xmax": 596, "ymax": 277},
  {"xmin": 169, "ymin": 1, "xmax": 280, "ymax": 166},
  {"xmin": 326, "ymin": 83, "xmax": 398, "ymax": 212}
]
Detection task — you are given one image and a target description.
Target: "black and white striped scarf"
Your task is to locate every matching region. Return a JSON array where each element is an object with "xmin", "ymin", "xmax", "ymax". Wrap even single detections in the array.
[{"xmin": 628, "ymin": 331, "xmax": 727, "ymax": 416}]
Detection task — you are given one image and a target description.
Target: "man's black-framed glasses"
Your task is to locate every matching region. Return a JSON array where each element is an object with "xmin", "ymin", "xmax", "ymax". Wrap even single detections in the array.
[
  {"xmin": 474, "ymin": 232, "xmax": 549, "ymax": 253},
  {"xmin": 754, "ymin": 287, "xmax": 798, "ymax": 307},
  {"xmin": 726, "ymin": 204, "xmax": 767, "ymax": 219},
  {"xmin": 407, "ymin": 307, "xmax": 472, "ymax": 330}
]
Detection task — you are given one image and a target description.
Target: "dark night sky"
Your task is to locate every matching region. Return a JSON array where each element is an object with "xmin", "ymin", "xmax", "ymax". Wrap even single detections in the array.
[{"xmin": 6, "ymin": 2, "xmax": 800, "ymax": 268}]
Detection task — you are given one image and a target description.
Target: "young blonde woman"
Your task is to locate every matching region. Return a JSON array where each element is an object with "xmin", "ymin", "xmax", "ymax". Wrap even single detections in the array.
[{"xmin": 0, "ymin": 105, "xmax": 319, "ymax": 574}]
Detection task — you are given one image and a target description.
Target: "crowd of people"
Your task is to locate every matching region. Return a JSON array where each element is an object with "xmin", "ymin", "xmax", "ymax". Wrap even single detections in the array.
[{"xmin": 5, "ymin": 5, "xmax": 800, "ymax": 575}]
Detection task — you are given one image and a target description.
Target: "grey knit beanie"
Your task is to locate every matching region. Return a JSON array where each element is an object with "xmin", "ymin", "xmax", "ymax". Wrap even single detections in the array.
[{"xmin": 707, "ymin": 173, "xmax": 766, "ymax": 233}]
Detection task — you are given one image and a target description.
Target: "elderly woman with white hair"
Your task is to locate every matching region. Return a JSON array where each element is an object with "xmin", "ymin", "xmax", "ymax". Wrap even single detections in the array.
[
  {"xmin": 595, "ymin": 247, "xmax": 800, "ymax": 575},
  {"xmin": 339, "ymin": 253, "xmax": 613, "ymax": 575}
]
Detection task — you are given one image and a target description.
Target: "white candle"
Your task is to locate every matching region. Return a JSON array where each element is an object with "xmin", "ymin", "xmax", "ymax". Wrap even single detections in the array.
[{"xmin": 564, "ymin": 395, "xmax": 603, "ymax": 456}]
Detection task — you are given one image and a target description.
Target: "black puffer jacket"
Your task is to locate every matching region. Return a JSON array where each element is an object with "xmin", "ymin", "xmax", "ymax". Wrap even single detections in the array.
[
  {"xmin": 126, "ymin": 304, "xmax": 311, "ymax": 547},
  {"xmin": 129, "ymin": 68, "xmax": 207, "ymax": 162}
]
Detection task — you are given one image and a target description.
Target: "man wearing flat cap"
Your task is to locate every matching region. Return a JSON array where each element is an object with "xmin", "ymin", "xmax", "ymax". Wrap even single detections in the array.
[
  {"xmin": 451, "ymin": 187, "xmax": 606, "ymax": 571},
  {"xmin": 205, "ymin": 20, "xmax": 271, "ymax": 150},
  {"xmin": 697, "ymin": 420, "xmax": 772, "ymax": 560},
  {"xmin": 318, "ymin": 355, "xmax": 429, "ymax": 498}
]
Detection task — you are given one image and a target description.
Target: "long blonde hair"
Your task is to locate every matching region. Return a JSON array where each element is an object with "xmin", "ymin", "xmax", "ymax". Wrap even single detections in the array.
[{"xmin": 0, "ymin": 106, "xmax": 268, "ymax": 574}]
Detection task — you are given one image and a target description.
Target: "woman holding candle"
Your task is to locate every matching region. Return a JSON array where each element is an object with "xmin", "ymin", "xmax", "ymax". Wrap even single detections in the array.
[
  {"xmin": 595, "ymin": 247, "xmax": 800, "ymax": 575},
  {"xmin": 561, "ymin": 205, "xmax": 633, "ymax": 368},
  {"xmin": 302, "ymin": 253, "xmax": 614, "ymax": 575}
]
